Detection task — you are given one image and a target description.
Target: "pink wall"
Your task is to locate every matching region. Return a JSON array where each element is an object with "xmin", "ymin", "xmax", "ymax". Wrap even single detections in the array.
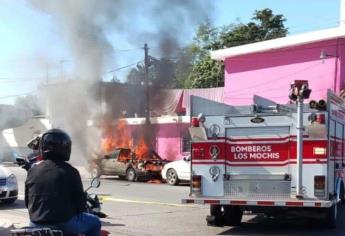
[
  {"xmin": 224, "ymin": 39, "xmax": 345, "ymax": 105},
  {"xmin": 127, "ymin": 122, "xmax": 190, "ymax": 161},
  {"xmin": 154, "ymin": 123, "xmax": 190, "ymax": 161}
]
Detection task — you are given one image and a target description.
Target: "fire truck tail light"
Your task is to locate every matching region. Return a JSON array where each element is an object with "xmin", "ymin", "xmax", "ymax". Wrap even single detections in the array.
[
  {"xmin": 191, "ymin": 117, "xmax": 200, "ymax": 127},
  {"xmin": 192, "ymin": 175, "xmax": 202, "ymax": 195},
  {"xmin": 314, "ymin": 175, "xmax": 326, "ymax": 197},
  {"xmin": 315, "ymin": 114, "xmax": 325, "ymax": 124},
  {"xmin": 313, "ymin": 147, "xmax": 326, "ymax": 155}
]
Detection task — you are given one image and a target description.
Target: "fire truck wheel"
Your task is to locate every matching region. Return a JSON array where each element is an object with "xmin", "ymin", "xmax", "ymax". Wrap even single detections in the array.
[
  {"xmin": 340, "ymin": 183, "xmax": 345, "ymax": 204},
  {"xmin": 126, "ymin": 168, "xmax": 137, "ymax": 182},
  {"xmin": 223, "ymin": 205, "xmax": 243, "ymax": 226},
  {"xmin": 166, "ymin": 169, "xmax": 179, "ymax": 185},
  {"xmin": 324, "ymin": 203, "xmax": 338, "ymax": 228},
  {"xmin": 207, "ymin": 205, "xmax": 224, "ymax": 226}
]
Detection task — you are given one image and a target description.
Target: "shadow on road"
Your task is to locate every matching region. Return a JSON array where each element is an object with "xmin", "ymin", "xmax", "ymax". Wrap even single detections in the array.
[
  {"xmin": 101, "ymin": 221, "xmax": 125, "ymax": 227},
  {"xmin": 218, "ymin": 205, "xmax": 345, "ymax": 236},
  {"xmin": 0, "ymin": 199, "xmax": 26, "ymax": 210}
]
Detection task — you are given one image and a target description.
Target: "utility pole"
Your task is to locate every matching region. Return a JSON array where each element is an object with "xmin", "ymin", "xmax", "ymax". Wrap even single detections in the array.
[
  {"xmin": 341, "ymin": 0, "xmax": 345, "ymax": 27},
  {"xmin": 144, "ymin": 43, "xmax": 150, "ymax": 124}
]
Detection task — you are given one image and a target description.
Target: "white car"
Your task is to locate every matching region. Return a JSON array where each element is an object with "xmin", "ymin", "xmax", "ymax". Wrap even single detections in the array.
[
  {"xmin": 0, "ymin": 165, "xmax": 18, "ymax": 204},
  {"xmin": 162, "ymin": 156, "xmax": 191, "ymax": 185}
]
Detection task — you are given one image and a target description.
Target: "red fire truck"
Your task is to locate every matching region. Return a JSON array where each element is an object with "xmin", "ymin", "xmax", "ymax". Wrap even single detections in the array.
[{"xmin": 182, "ymin": 81, "xmax": 345, "ymax": 228}]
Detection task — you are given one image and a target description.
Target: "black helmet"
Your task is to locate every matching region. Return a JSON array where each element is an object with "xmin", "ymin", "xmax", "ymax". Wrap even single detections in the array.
[{"xmin": 40, "ymin": 129, "xmax": 72, "ymax": 161}]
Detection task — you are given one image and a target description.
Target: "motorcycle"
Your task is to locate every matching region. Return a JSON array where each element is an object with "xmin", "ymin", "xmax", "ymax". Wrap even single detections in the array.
[{"xmin": 12, "ymin": 157, "xmax": 109, "ymax": 236}]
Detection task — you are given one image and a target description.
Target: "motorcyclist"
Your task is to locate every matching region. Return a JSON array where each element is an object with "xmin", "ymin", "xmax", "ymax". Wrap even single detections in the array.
[{"xmin": 25, "ymin": 128, "xmax": 101, "ymax": 236}]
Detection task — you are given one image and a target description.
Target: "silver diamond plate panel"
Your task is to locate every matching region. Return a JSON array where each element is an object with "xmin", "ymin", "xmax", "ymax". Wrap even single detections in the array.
[{"xmin": 224, "ymin": 179, "xmax": 291, "ymax": 200}]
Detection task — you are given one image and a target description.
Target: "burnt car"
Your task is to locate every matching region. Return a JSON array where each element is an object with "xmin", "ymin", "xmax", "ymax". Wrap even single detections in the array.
[{"xmin": 89, "ymin": 148, "xmax": 168, "ymax": 181}]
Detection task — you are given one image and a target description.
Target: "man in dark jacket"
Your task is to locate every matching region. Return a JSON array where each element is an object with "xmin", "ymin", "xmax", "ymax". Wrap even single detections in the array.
[{"xmin": 25, "ymin": 129, "xmax": 101, "ymax": 236}]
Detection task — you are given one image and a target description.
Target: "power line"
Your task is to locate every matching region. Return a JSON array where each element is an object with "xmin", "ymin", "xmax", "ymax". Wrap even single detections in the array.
[
  {"xmin": 226, "ymin": 41, "xmax": 345, "ymax": 62},
  {"xmin": 228, "ymin": 61, "xmax": 323, "ymax": 94},
  {"xmin": 0, "ymin": 91, "xmax": 36, "ymax": 100},
  {"xmin": 0, "ymin": 78, "xmax": 43, "ymax": 83},
  {"xmin": 228, "ymin": 71, "xmax": 334, "ymax": 97},
  {"xmin": 225, "ymin": 88, "xmax": 328, "ymax": 100},
  {"xmin": 106, "ymin": 60, "xmax": 144, "ymax": 74}
]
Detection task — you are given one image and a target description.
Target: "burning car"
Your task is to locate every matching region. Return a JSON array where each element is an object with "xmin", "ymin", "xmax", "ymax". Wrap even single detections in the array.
[{"xmin": 89, "ymin": 148, "xmax": 168, "ymax": 181}]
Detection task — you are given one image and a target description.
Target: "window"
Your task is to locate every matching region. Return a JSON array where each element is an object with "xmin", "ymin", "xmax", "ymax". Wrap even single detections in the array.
[{"xmin": 181, "ymin": 129, "xmax": 191, "ymax": 153}]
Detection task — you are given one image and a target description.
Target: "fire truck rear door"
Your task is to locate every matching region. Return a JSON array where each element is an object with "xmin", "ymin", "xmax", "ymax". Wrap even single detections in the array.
[{"xmin": 226, "ymin": 125, "xmax": 290, "ymax": 174}]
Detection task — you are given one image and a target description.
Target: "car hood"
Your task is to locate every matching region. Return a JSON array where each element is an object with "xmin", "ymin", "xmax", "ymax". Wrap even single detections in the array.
[
  {"xmin": 164, "ymin": 159, "xmax": 189, "ymax": 169},
  {"xmin": 0, "ymin": 165, "xmax": 12, "ymax": 178}
]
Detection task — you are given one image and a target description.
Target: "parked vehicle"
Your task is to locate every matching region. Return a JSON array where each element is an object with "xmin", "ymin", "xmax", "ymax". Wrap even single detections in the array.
[
  {"xmin": 9, "ymin": 177, "xmax": 108, "ymax": 236},
  {"xmin": 182, "ymin": 82, "xmax": 345, "ymax": 228},
  {"xmin": 90, "ymin": 148, "xmax": 168, "ymax": 181},
  {"xmin": 0, "ymin": 164, "xmax": 18, "ymax": 204},
  {"xmin": 161, "ymin": 156, "xmax": 191, "ymax": 185}
]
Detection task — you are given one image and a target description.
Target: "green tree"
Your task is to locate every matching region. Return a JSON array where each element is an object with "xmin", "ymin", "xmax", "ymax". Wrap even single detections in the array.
[
  {"xmin": 126, "ymin": 56, "xmax": 180, "ymax": 89},
  {"xmin": 187, "ymin": 8, "xmax": 288, "ymax": 88}
]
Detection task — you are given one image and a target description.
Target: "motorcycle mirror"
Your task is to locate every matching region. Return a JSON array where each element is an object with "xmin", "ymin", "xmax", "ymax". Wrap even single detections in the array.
[
  {"xmin": 91, "ymin": 177, "xmax": 101, "ymax": 188},
  {"xmin": 16, "ymin": 157, "xmax": 25, "ymax": 164}
]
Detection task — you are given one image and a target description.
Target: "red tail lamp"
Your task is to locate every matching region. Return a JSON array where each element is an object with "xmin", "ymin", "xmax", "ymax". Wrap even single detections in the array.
[
  {"xmin": 316, "ymin": 114, "xmax": 325, "ymax": 124},
  {"xmin": 191, "ymin": 117, "xmax": 199, "ymax": 127}
]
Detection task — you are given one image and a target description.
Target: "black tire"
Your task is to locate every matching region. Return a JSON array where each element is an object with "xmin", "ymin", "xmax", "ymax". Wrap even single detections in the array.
[
  {"xmin": 126, "ymin": 168, "xmax": 137, "ymax": 182},
  {"xmin": 118, "ymin": 175, "xmax": 127, "ymax": 180},
  {"xmin": 2, "ymin": 198, "xmax": 17, "ymax": 204},
  {"xmin": 166, "ymin": 169, "xmax": 179, "ymax": 186},
  {"xmin": 224, "ymin": 205, "xmax": 243, "ymax": 226},
  {"xmin": 206, "ymin": 205, "xmax": 224, "ymax": 226},
  {"xmin": 90, "ymin": 166, "xmax": 101, "ymax": 178},
  {"xmin": 340, "ymin": 183, "xmax": 345, "ymax": 204},
  {"xmin": 325, "ymin": 203, "xmax": 338, "ymax": 228}
]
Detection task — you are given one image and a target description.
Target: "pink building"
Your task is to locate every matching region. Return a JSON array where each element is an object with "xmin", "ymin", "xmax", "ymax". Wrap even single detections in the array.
[
  {"xmin": 122, "ymin": 87, "xmax": 224, "ymax": 161},
  {"xmin": 211, "ymin": 27, "xmax": 345, "ymax": 105}
]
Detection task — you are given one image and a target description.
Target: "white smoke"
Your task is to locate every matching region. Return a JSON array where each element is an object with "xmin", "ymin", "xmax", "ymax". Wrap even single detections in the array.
[{"xmin": 27, "ymin": 0, "xmax": 214, "ymax": 165}]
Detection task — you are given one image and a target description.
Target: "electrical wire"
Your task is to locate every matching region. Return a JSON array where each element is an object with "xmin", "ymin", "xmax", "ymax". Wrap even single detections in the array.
[
  {"xmin": 228, "ymin": 71, "xmax": 334, "ymax": 97},
  {"xmin": 106, "ymin": 60, "xmax": 144, "ymax": 74},
  {"xmin": 225, "ymin": 88, "xmax": 328, "ymax": 100},
  {"xmin": 225, "ymin": 41, "xmax": 345, "ymax": 62},
  {"xmin": 0, "ymin": 91, "xmax": 36, "ymax": 100},
  {"xmin": 228, "ymin": 61, "xmax": 324, "ymax": 94}
]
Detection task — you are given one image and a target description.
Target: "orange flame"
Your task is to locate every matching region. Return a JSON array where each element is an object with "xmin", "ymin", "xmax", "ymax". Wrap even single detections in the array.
[
  {"xmin": 134, "ymin": 136, "xmax": 149, "ymax": 159},
  {"xmin": 101, "ymin": 118, "xmax": 151, "ymax": 159},
  {"xmin": 101, "ymin": 119, "xmax": 133, "ymax": 153}
]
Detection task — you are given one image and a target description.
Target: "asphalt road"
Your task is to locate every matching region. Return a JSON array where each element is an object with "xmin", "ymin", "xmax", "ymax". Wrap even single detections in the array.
[{"xmin": 1, "ymin": 166, "xmax": 345, "ymax": 236}]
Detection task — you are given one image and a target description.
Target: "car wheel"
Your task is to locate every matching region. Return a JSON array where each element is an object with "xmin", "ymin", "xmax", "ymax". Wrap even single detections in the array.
[
  {"xmin": 166, "ymin": 169, "xmax": 179, "ymax": 185},
  {"xmin": 90, "ymin": 166, "xmax": 101, "ymax": 178},
  {"xmin": 126, "ymin": 168, "xmax": 137, "ymax": 182},
  {"xmin": 2, "ymin": 198, "xmax": 17, "ymax": 204}
]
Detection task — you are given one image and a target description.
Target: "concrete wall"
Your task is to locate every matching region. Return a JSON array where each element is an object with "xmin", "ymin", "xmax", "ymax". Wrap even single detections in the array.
[
  {"xmin": 224, "ymin": 39, "xmax": 345, "ymax": 105},
  {"xmin": 0, "ymin": 118, "xmax": 51, "ymax": 162}
]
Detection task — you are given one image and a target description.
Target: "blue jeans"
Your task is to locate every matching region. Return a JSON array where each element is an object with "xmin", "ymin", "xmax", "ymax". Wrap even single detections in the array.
[{"xmin": 31, "ymin": 213, "xmax": 101, "ymax": 236}]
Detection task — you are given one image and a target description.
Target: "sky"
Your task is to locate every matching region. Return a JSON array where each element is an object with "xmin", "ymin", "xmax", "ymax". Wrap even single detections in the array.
[{"xmin": 0, "ymin": 0, "xmax": 341, "ymax": 104}]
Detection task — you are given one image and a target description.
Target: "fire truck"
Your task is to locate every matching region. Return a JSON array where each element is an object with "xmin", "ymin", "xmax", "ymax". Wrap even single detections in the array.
[{"xmin": 182, "ymin": 81, "xmax": 345, "ymax": 228}]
